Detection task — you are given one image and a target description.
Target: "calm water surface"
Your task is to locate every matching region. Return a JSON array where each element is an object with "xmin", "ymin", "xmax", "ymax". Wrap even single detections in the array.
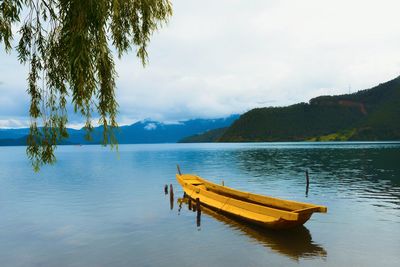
[{"xmin": 0, "ymin": 142, "xmax": 399, "ymax": 266}]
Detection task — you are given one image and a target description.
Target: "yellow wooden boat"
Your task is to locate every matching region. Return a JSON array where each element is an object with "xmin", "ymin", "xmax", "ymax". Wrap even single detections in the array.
[{"xmin": 176, "ymin": 173, "xmax": 327, "ymax": 229}]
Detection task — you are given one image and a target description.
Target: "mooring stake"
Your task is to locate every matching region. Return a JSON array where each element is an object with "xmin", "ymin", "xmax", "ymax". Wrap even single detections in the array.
[
  {"xmin": 177, "ymin": 164, "xmax": 182, "ymax": 175},
  {"xmin": 196, "ymin": 198, "xmax": 201, "ymax": 227},
  {"xmin": 169, "ymin": 184, "xmax": 174, "ymax": 210},
  {"xmin": 192, "ymin": 201, "xmax": 197, "ymax": 212},
  {"xmin": 164, "ymin": 184, "xmax": 168, "ymax": 195},
  {"xmin": 170, "ymin": 194, "xmax": 174, "ymax": 210},
  {"xmin": 305, "ymin": 170, "xmax": 310, "ymax": 197},
  {"xmin": 196, "ymin": 211, "xmax": 201, "ymax": 227},
  {"xmin": 188, "ymin": 198, "xmax": 192, "ymax": 210},
  {"xmin": 196, "ymin": 198, "xmax": 201, "ymax": 216}
]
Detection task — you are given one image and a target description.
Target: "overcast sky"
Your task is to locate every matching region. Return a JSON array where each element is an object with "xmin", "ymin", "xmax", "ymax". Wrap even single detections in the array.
[{"xmin": 1, "ymin": 0, "xmax": 400, "ymax": 128}]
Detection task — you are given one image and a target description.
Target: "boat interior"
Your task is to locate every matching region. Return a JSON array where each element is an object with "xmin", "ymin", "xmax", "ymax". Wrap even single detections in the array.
[{"xmin": 179, "ymin": 174, "xmax": 327, "ymax": 215}]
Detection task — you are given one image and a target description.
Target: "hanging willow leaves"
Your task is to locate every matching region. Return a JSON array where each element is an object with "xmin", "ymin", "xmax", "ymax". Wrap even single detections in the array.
[{"xmin": 0, "ymin": 0, "xmax": 172, "ymax": 170}]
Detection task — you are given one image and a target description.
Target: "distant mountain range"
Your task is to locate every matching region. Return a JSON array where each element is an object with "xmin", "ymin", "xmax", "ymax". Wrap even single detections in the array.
[
  {"xmin": 0, "ymin": 115, "xmax": 239, "ymax": 146},
  {"xmin": 3, "ymin": 76, "xmax": 399, "ymax": 145},
  {"xmin": 181, "ymin": 76, "xmax": 400, "ymax": 142}
]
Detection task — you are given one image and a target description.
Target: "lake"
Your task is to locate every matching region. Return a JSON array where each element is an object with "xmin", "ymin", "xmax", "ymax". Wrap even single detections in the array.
[{"xmin": 0, "ymin": 142, "xmax": 399, "ymax": 267}]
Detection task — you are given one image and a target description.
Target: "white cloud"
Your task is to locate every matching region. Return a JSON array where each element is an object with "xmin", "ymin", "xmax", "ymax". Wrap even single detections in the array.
[
  {"xmin": 0, "ymin": 118, "xmax": 30, "ymax": 128},
  {"xmin": 1, "ymin": 0, "xmax": 400, "ymax": 126},
  {"xmin": 144, "ymin": 123, "xmax": 157, "ymax": 131}
]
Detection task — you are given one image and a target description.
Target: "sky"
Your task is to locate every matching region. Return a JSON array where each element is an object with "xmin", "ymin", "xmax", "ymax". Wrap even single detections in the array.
[{"xmin": 1, "ymin": 0, "xmax": 400, "ymax": 128}]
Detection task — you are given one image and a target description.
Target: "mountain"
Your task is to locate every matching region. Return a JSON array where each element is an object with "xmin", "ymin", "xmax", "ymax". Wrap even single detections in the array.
[
  {"xmin": 0, "ymin": 136, "xmax": 28, "ymax": 146},
  {"xmin": 0, "ymin": 115, "xmax": 239, "ymax": 146},
  {"xmin": 0, "ymin": 128, "xmax": 89, "ymax": 146},
  {"xmin": 179, "ymin": 127, "xmax": 229, "ymax": 143},
  {"xmin": 195, "ymin": 77, "xmax": 400, "ymax": 142},
  {"xmin": 0, "ymin": 128, "xmax": 30, "ymax": 139},
  {"xmin": 113, "ymin": 115, "xmax": 239, "ymax": 143}
]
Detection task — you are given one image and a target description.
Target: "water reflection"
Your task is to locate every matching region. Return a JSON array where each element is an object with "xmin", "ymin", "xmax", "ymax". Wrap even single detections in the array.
[{"xmin": 176, "ymin": 196, "xmax": 327, "ymax": 261}]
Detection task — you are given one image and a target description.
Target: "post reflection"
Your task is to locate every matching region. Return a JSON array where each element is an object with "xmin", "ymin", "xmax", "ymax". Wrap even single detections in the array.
[{"xmin": 177, "ymin": 196, "xmax": 327, "ymax": 261}]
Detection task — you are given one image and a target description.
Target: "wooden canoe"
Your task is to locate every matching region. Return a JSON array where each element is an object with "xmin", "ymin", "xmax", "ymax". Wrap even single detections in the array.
[{"xmin": 176, "ymin": 173, "xmax": 327, "ymax": 229}]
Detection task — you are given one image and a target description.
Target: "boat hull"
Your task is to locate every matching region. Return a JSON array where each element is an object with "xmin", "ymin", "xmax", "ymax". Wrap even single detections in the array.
[{"xmin": 176, "ymin": 174, "xmax": 326, "ymax": 229}]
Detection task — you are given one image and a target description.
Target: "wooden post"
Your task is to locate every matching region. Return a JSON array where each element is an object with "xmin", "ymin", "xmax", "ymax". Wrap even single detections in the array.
[
  {"xmin": 164, "ymin": 184, "xmax": 168, "ymax": 195},
  {"xmin": 196, "ymin": 198, "xmax": 201, "ymax": 216},
  {"xmin": 196, "ymin": 197, "xmax": 201, "ymax": 227},
  {"xmin": 170, "ymin": 194, "xmax": 174, "ymax": 210},
  {"xmin": 192, "ymin": 200, "xmax": 197, "ymax": 212},
  {"xmin": 305, "ymin": 170, "xmax": 310, "ymax": 196},
  {"xmin": 222, "ymin": 180, "xmax": 224, "ymax": 186},
  {"xmin": 196, "ymin": 210, "xmax": 201, "ymax": 227},
  {"xmin": 188, "ymin": 198, "xmax": 192, "ymax": 210},
  {"xmin": 177, "ymin": 164, "xmax": 182, "ymax": 175},
  {"xmin": 169, "ymin": 184, "xmax": 174, "ymax": 210}
]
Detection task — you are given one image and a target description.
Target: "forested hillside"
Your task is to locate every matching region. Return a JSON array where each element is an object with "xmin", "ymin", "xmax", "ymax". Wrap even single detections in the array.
[{"xmin": 219, "ymin": 77, "xmax": 400, "ymax": 142}]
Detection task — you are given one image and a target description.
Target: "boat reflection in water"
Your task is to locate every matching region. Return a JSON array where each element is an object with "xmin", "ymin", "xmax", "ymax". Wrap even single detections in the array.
[{"xmin": 177, "ymin": 196, "xmax": 327, "ymax": 261}]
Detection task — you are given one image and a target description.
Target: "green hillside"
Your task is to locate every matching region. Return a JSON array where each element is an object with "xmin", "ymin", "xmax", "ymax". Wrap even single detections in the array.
[
  {"xmin": 219, "ymin": 76, "xmax": 400, "ymax": 142},
  {"xmin": 179, "ymin": 127, "xmax": 228, "ymax": 143}
]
